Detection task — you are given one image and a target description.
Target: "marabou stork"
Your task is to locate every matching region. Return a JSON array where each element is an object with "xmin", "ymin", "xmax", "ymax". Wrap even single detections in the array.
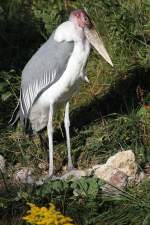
[{"xmin": 10, "ymin": 9, "xmax": 113, "ymax": 177}]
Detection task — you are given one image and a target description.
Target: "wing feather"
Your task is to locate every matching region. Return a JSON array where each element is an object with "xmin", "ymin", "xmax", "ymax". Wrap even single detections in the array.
[{"xmin": 20, "ymin": 31, "xmax": 74, "ymax": 122}]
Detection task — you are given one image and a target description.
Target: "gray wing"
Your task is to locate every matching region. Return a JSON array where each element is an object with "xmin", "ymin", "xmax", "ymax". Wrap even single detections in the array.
[{"xmin": 20, "ymin": 31, "xmax": 74, "ymax": 119}]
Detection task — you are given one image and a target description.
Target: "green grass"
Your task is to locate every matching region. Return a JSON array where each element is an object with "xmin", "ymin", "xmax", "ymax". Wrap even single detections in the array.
[{"xmin": 0, "ymin": 0, "xmax": 150, "ymax": 224}]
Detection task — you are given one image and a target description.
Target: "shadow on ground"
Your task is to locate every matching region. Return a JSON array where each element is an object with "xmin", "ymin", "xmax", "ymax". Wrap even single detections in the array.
[
  {"xmin": 53, "ymin": 65, "xmax": 150, "ymax": 142},
  {"xmin": 70, "ymin": 65, "xmax": 150, "ymax": 128}
]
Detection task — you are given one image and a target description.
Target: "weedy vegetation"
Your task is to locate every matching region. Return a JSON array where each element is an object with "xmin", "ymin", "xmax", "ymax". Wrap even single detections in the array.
[{"xmin": 0, "ymin": 0, "xmax": 150, "ymax": 224}]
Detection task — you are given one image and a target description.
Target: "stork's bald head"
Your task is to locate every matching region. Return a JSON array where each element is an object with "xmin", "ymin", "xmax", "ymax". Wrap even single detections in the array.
[
  {"xmin": 69, "ymin": 9, "xmax": 92, "ymax": 29},
  {"xmin": 69, "ymin": 9, "xmax": 113, "ymax": 67}
]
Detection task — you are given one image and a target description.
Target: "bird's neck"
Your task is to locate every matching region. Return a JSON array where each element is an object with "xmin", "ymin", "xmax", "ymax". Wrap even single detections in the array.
[
  {"xmin": 54, "ymin": 21, "xmax": 90, "ymax": 86},
  {"xmin": 54, "ymin": 21, "xmax": 85, "ymax": 43},
  {"xmin": 61, "ymin": 38, "xmax": 90, "ymax": 87}
]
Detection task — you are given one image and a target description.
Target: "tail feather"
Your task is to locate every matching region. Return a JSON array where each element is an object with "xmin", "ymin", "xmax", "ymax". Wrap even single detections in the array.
[{"xmin": 9, "ymin": 101, "xmax": 35, "ymax": 136}]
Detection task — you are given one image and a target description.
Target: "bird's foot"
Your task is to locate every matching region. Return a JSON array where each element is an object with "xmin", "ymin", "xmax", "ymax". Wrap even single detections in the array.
[{"xmin": 68, "ymin": 164, "xmax": 76, "ymax": 172}]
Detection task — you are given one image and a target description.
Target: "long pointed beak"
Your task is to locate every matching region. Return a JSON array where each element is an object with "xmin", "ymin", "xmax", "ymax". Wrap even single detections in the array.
[{"xmin": 84, "ymin": 27, "xmax": 113, "ymax": 67}]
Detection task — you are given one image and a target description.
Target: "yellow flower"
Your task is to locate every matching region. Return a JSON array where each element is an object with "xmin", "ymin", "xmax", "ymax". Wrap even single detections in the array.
[{"xmin": 23, "ymin": 202, "xmax": 74, "ymax": 225}]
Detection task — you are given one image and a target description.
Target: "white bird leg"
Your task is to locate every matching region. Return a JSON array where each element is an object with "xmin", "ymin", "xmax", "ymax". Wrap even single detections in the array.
[
  {"xmin": 64, "ymin": 102, "xmax": 74, "ymax": 170},
  {"xmin": 47, "ymin": 104, "xmax": 54, "ymax": 177}
]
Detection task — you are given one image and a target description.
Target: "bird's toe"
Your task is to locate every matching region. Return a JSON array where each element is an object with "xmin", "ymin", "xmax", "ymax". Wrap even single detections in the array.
[{"xmin": 68, "ymin": 164, "xmax": 76, "ymax": 172}]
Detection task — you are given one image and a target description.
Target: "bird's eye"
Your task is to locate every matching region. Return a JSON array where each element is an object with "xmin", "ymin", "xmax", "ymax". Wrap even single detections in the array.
[
  {"xmin": 75, "ymin": 12, "xmax": 80, "ymax": 18},
  {"xmin": 84, "ymin": 16, "xmax": 88, "ymax": 22}
]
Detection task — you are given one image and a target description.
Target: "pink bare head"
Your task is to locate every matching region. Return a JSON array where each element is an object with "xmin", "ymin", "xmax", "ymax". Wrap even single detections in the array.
[
  {"xmin": 69, "ymin": 10, "xmax": 113, "ymax": 67},
  {"xmin": 69, "ymin": 9, "xmax": 92, "ymax": 29}
]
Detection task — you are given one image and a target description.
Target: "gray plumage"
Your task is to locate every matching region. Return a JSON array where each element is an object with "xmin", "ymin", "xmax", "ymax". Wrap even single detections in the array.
[{"xmin": 11, "ymin": 31, "xmax": 74, "ymax": 131}]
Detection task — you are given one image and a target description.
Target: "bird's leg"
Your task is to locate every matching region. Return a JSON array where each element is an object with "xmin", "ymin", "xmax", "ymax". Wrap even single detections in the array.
[
  {"xmin": 64, "ymin": 102, "xmax": 74, "ymax": 171},
  {"xmin": 47, "ymin": 104, "xmax": 54, "ymax": 177}
]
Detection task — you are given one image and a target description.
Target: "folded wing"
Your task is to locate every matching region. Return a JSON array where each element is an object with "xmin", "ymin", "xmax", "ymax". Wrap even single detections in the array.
[{"xmin": 10, "ymin": 32, "xmax": 74, "ymax": 129}]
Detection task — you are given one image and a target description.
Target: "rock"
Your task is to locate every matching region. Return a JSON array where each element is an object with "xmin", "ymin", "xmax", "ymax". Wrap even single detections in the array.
[
  {"xmin": 0, "ymin": 155, "xmax": 5, "ymax": 171},
  {"xmin": 94, "ymin": 165, "xmax": 128, "ymax": 188},
  {"xmin": 94, "ymin": 164, "xmax": 114, "ymax": 180},
  {"xmin": 61, "ymin": 169, "xmax": 89, "ymax": 180},
  {"xmin": 109, "ymin": 170, "xmax": 128, "ymax": 188},
  {"xmin": 13, "ymin": 167, "xmax": 34, "ymax": 184},
  {"xmin": 94, "ymin": 150, "xmax": 138, "ymax": 189},
  {"xmin": 106, "ymin": 150, "xmax": 137, "ymax": 177},
  {"xmin": 100, "ymin": 170, "xmax": 127, "ymax": 196}
]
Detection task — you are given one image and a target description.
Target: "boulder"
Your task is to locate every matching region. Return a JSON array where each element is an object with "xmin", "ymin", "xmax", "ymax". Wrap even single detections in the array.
[
  {"xmin": 106, "ymin": 150, "xmax": 137, "ymax": 177},
  {"xmin": 94, "ymin": 165, "xmax": 128, "ymax": 188},
  {"xmin": 94, "ymin": 150, "xmax": 138, "ymax": 188},
  {"xmin": 61, "ymin": 169, "xmax": 90, "ymax": 180}
]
